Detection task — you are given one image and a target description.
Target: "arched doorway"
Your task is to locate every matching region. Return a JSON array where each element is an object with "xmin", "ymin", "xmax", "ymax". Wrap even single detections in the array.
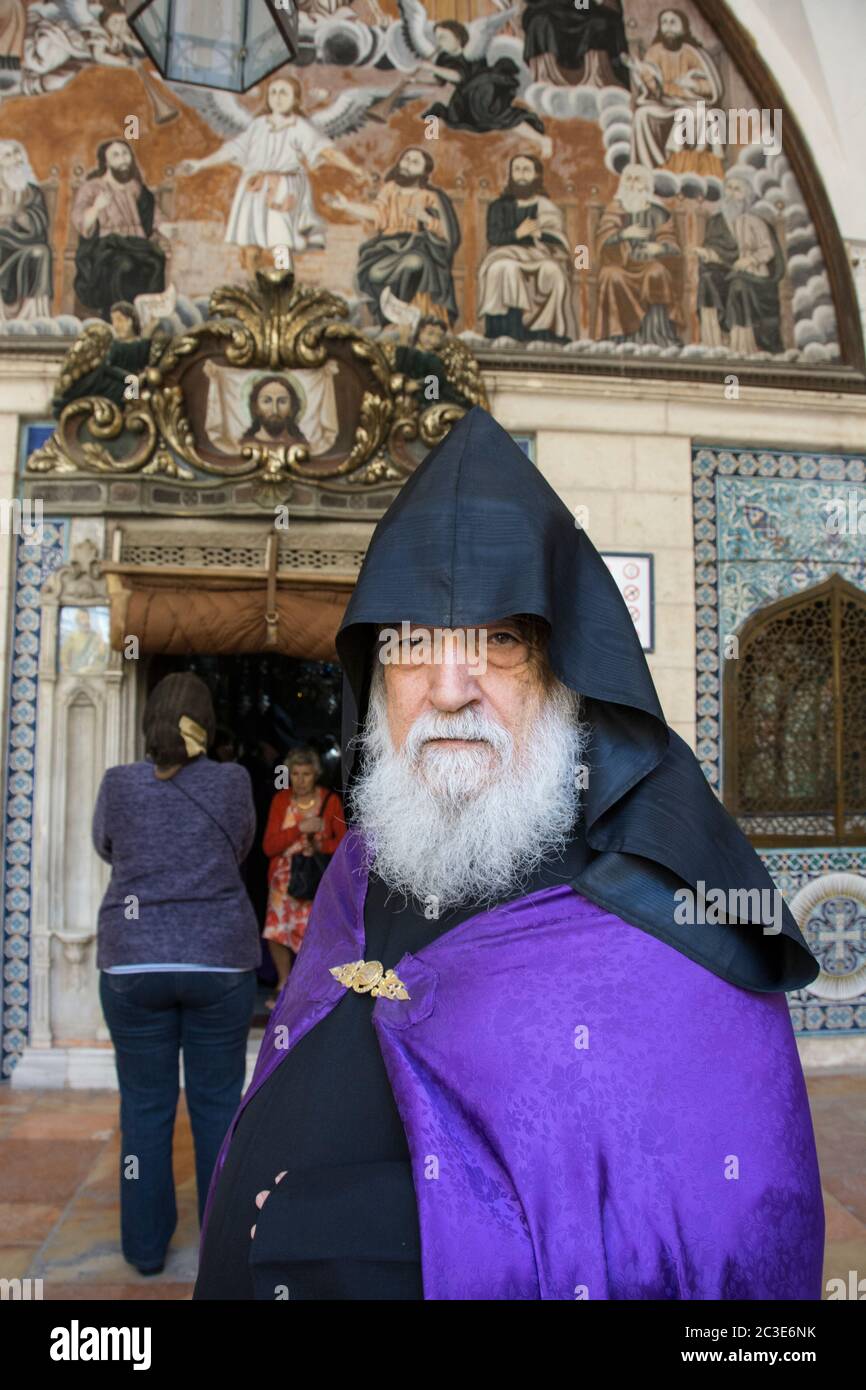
[{"xmin": 143, "ymin": 648, "xmax": 345, "ymax": 1012}]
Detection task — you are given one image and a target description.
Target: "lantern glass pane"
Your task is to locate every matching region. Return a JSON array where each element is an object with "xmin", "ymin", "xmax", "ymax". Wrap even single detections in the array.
[
  {"xmin": 130, "ymin": 0, "xmax": 297, "ymax": 92},
  {"xmin": 267, "ymin": 0, "xmax": 300, "ymax": 47},
  {"xmin": 130, "ymin": 0, "xmax": 170, "ymax": 72},
  {"xmin": 244, "ymin": 2, "xmax": 292, "ymax": 89},
  {"xmin": 167, "ymin": 0, "xmax": 245, "ymax": 89}
]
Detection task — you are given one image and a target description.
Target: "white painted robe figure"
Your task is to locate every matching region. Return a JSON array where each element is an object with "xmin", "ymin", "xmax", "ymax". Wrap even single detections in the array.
[
  {"xmin": 178, "ymin": 77, "xmax": 366, "ymax": 270},
  {"xmin": 221, "ymin": 112, "xmax": 332, "ymax": 253}
]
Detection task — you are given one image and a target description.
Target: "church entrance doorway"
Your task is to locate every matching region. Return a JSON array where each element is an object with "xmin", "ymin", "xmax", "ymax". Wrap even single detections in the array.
[{"xmin": 144, "ymin": 652, "xmax": 344, "ymax": 1014}]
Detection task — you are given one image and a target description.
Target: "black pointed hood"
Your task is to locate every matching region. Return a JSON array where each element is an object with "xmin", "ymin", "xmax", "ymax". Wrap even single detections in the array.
[{"xmin": 336, "ymin": 405, "xmax": 818, "ymax": 993}]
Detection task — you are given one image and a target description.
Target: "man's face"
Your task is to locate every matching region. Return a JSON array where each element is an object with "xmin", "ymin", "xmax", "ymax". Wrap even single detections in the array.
[
  {"xmin": 381, "ymin": 621, "xmax": 545, "ymax": 797},
  {"xmin": 659, "ymin": 10, "xmax": 685, "ymax": 46},
  {"xmin": 724, "ymin": 178, "xmax": 748, "ymax": 212},
  {"xmin": 0, "ymin": 145, "xmax": 26, "ymax": 192},
  {"xmin": 510, "ymin": 156, "xmax": 537, "ymax": 188},
  {"xmin": 105, "ymin": 14, "xmax": 132, "ymax": 43},
  {"xmin": 106, "ymin": 142, "xmax": 133, "ymax": 176},
  {"xmin": 352, "ymin": 618, "xmax": 585, "ymax": 908},
  {"xmin": 0, "ymin": 146, "xmax": 22, "ymax": 175},
  {"xmin": 618, "ymin": 166, "xmax": 652, "ymax": 213},
  {"xmin": 256, "ymin": 382, "xmax": 292, "ymax": 425},
  {"xmin": 398, "ymin": 149, "xmax": 427, "ymax": 182}
]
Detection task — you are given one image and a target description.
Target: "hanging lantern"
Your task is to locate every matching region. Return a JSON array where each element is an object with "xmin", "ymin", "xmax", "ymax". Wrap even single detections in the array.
[{"xmin": 127, "ymin": 0, "xmax": 300, "ymax": 94}]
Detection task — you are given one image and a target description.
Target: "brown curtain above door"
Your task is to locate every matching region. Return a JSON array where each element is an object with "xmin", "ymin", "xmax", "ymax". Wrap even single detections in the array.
[{"xmin": 107, "ymin": 574, "xmax": 352, "ymax": 659}]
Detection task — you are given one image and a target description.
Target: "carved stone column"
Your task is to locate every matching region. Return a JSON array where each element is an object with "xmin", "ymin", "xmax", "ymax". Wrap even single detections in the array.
[{"xmin": 13, "ymin": 538, "xmax": 135, "ymax": 1087}]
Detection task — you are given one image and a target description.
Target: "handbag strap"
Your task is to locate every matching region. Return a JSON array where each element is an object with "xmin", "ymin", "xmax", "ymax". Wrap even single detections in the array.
[
  {"xmin": 165, "ymin": 769, "xmax": 238, "ymax": 856},
  {"xmin": 319, "ymin": 790, "xmax": 339, "ymax": 858}
]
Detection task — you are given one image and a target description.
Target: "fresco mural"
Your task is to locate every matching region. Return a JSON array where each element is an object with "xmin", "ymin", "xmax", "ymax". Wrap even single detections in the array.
[{"xmin": 0, "ymin": 0, "xmax": 849, "ymax": 372}]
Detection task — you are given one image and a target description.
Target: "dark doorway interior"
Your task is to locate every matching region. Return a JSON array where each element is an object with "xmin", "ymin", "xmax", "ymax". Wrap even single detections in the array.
[{"xmin": 145, "ymin": 653, "xmax": 344, "ymax": 997}]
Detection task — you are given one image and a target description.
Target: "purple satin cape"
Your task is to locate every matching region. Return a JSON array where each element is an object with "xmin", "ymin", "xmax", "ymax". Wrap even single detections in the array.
[{"xmin": 201, "ymin": 831, "xmax": 824, "ymax": 1299}]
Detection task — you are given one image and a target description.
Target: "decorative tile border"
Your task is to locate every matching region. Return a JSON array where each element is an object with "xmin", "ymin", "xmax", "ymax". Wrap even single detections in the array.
[
  {"xmin": 693, "ymin": 445, "xmax": 866, "ymax": 1036},
  {"xmin": 1, "ymin": 515, "xmax": 67, "ymax": 1077},
  {"xmin": 761, "ymin": 848, "xmax": 866, "ymax": 1036}
]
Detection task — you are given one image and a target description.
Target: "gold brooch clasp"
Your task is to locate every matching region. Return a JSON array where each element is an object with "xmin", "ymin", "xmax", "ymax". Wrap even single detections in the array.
[{"xmin": 330, "ymin": 959, "xmax": 410, "ymax": 1000}]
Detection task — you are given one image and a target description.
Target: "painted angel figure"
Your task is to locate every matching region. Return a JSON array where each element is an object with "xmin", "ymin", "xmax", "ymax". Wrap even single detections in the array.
[
  {"xmin": 176, "ymin": 75, "xmax": 382, "ymax": 271},
  {"xmin": 393, "ymin": 0, "xmax": 552, "ymax": 159}
]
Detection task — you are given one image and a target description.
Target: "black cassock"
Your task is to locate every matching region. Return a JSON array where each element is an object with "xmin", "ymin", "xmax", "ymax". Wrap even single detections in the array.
[
  {"xmin": 486, "ymin": 195, "xmax": 561, "ymax": 251},
  {"xmin": 74, "ymin": 182, "xmax": 165, "ymax": 319},
  {"xmin": 521, "ymin": 0, "xmax": 630, "ymax": 89},
  {"xmin": 423, "ymin": 52, "xmax": 544, "ymax": 135}
]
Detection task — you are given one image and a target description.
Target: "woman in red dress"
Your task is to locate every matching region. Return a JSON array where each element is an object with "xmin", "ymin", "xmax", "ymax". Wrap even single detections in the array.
[{"xmin": 262, "ymin": 747, "xmax": 346, "ymax": 1008}]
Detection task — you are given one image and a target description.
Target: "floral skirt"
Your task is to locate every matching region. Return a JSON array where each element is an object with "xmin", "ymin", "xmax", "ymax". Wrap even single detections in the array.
[{"xmin": 263, "ymin": 854, "xmax": 313, "ymax": 953}]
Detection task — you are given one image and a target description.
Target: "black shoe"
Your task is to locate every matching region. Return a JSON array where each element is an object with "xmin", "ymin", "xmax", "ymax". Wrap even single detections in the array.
[{"xmin": 133, "ymin": 1261, "xmax": 165, "ymax": 1276}]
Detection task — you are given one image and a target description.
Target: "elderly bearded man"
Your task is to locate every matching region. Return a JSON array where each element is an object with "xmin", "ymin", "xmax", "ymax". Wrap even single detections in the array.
[{"xmin": 195, "ymin": 406, "xmax": 823, "ymax": 1302}]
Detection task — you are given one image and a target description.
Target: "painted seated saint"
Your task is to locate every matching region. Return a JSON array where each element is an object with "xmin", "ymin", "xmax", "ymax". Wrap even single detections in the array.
[
  {"xmin": 328, "ymin": 146, "xmax": 460, "ymax": 330},
  {"xmin": 695, "ymin": 172, "xmax": 786, "ymax": 355},
  {"xmin": 60, "ymin": 608, "xmax": 108, "ymax": 675},
  {"xmin": 0, "ymin": 138, "xmax": 51, "ymax": 321},
  {"xmin": 625, "ymin": 7, "xmax": 724, "ymax": 177},
  {"xmin": 71, "ymin": 139, "xmax": 166, "ymax": 320},
  {"xmin": 477, "ymin": 154, "xmax": 577, "ymax": 345},
  {"xmin": 594, "ymin": 163, "xmax": 681, "ymax": 346}
]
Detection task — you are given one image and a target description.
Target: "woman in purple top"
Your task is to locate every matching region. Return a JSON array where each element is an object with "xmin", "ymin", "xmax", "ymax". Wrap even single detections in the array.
[{"xmin": 93, "ymin": 672, "xmax": 261, "ymax": 1276}]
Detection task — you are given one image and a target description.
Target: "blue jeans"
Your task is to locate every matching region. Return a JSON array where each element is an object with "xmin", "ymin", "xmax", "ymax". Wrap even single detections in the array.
[{"xmin": 99, "ymin": 969, "xmax": 256, "ymax": 1270}]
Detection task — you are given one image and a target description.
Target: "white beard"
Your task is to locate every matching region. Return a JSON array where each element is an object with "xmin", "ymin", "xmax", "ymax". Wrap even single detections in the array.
[
  {"xmin": 619, "ymin": 188, "xmax": 652, "ymax": 216},
  {"xmin": 721, "ymin": 196, "xmax": 747, "ymax": 231},
  {"xmin": 348, "ymin": 665, "xmax": 589, "ymax": 911},
  {"xmin": 0, "ymin": 165, "xmax": 30, "ymax": 196}
]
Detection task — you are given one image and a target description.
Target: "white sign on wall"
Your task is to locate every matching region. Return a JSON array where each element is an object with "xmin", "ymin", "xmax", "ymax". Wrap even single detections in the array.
[{"xmin": 601, "ymin": 552, "xmax": 654, "ymax": 652}]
